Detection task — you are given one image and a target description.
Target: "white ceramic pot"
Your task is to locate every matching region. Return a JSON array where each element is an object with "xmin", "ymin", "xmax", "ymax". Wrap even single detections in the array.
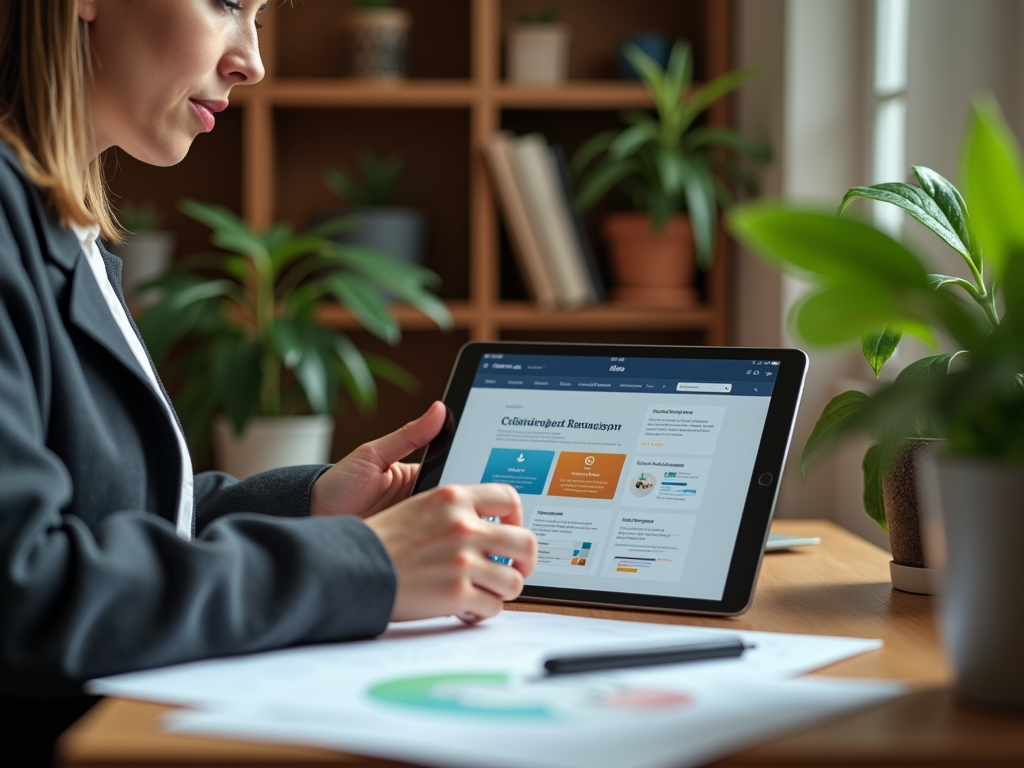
[
  {"xmin": 342, "ymin": 8, "xmax": 411, "ymax": 80},
  {"xmin": 110, "ymin": 231, "xmax": 175, "ymax": 305},
  {"xmin": 506, "ymin": 24, "xmax": 571, "ymax": 85},
  {"xmin": 213, "ymin": 415, "xmax": 335, "ymax": 480},
  {"xmin": 919, "ymin": 454, "xmax": 1024, "ymax": 707}
]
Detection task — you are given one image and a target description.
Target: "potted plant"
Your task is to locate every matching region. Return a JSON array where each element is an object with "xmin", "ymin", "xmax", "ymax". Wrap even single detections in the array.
[
  {"xmin": 342, "ymin": 0, "xmax": 411, "ymax": 81},
  {"xmin": 506, "ymin": 5, "xmax": 570, "ymax": 86},
  {"xmin": 571, "ymin": 40, "xmax": 768, "ymax": 303},
  {"xmin": 109, "ymin": 201, "xmax": 175, "ymax": 306},
  {"xmin": 792, "ymin": 163, "xmax": 1000, "ymax": 595},
  {"xmin": 728, "ymin": 96, "xmax": 1024, "ymax": 708},
  {"xmin": 324, "ymin": 151, "xmax": 427, "ymax": 268},
  {"xmin": 137, "ymin": 200, "xmax": 450, "ymax": 479}
]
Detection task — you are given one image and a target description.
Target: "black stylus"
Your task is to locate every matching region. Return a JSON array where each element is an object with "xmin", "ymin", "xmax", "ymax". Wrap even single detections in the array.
[{"xmin": 543, "ymin": 638, "xmax": 748, "ymax": 675}]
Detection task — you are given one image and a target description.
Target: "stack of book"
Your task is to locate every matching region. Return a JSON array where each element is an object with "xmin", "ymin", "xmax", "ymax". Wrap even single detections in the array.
[{"xmin": 485, "ymin": 132, "xmax": 605, "ymax": 310}]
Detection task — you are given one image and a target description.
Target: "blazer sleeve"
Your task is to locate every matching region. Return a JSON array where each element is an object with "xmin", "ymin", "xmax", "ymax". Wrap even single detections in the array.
[{"xmin": 0, "ymin": 201, "xmax": 397, "ymax": 697}]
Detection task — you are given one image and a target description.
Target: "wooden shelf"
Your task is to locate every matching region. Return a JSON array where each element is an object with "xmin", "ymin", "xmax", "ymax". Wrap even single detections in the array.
[
  {"xmin": 315, "ymin": 300, "xmax": 713, "ymax": 332},
  {"xmin": 233, "ymin": 80, "xmax": 655, "ymax": 111},
  {"xmin": 246, "ymin": 80, "xmax": 477, "ymax": 108},
  {"xmin": 495, "ymin": 82, "xmax": 653, "ymax": 109}
]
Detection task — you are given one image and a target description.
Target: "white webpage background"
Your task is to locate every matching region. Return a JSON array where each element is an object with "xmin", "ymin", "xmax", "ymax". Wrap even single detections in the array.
[{"xmin": 438, "ymin": 387, "xmax": 771, "ymax": 601}]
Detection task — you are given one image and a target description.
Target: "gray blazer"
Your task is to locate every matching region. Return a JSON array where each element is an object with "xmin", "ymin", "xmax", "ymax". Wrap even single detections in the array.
[{"xmin": 0, "ymin": 141, "xmax": 396, "ymax": 760}]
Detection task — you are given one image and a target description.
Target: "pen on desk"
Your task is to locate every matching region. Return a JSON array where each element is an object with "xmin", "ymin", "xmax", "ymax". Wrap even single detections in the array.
[{"xmin": 543, "ymin": 638, "xmax": 749, "ymax": 675}]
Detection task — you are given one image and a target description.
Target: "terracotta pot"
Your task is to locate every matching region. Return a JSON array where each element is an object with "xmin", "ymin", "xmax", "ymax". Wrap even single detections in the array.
[
  {"xmin": 342, "ymin": 8, "xmax": 410, "ymax": 80},
  {"xmin": 213, "ymin": 415, "xmax": 335, "ymax": 480},
  {"xmin": 602, "ymin": 212, "xmax": 697, "ymax": 304},
  {"xmin": 919, "ymin": 454, "xmax": 1024, "ymax": 708},
  {"xmin": 882, "ymin": 437, "xmax": 943, "ymax": 594}
]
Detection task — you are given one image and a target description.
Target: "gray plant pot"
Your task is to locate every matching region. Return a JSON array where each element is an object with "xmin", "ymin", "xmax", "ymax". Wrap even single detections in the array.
[
  {"xmin": 919, "ymin": 453, "xmax": 1024, "ymax": 708},
  {"xmin": 110, "ymin": 231, "xmax": 175, "ymax": 305},
  {"xmin": 340, "ymin": 207, "xmax": 428, "ymax": 265}
]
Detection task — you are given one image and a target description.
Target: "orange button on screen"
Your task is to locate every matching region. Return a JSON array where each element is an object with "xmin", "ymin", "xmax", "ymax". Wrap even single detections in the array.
[{"xmin": 547, "ymin": 452, "xmax": 627, "ymax": 500}]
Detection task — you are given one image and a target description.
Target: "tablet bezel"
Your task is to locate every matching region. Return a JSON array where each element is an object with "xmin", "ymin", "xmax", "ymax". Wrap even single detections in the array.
[{"xmin": 412, "ymin": 342, "xmax": 808, "ymax": 616}]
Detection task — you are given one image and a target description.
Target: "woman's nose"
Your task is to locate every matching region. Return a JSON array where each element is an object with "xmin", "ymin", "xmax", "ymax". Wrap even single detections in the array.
[{"xmin": 220, "ymin": 28, "xmax": 266, "ymax": 86}]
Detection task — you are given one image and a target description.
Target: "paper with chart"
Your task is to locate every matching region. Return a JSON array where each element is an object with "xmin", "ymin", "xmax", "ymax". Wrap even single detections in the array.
[
  {"xmin": 164, "ymin": 674, "xmax": 902, "ymax": 768},
  {"xmin": 89, "ymin": 611, "xmax": 901, "ymax": 768},
  {"xmin": 88, "ymin": 610, "xmax": 884, "ymax": 712}
]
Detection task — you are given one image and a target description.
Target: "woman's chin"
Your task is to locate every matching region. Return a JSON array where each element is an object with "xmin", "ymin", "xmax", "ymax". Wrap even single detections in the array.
[{"xmin": 120, "ymin": 136, "xmax": 196, "ymax": 168}]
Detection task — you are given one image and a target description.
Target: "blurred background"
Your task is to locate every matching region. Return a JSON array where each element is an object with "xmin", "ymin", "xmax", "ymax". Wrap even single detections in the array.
[{"xmin": 107, "ymin": 0, "xmax": 1024, "ymax": 549}]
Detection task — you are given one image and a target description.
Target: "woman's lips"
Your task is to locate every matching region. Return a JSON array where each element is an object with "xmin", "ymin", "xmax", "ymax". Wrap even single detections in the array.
[{"xmin": 189, "ymin": 99, "xmax": 228, "ymax": 132}]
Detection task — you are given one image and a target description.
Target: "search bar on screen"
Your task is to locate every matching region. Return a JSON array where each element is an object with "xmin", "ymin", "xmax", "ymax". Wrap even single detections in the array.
[{"xmin": 676, "ymin": 382, "xmax": 732, "ymax": 393}]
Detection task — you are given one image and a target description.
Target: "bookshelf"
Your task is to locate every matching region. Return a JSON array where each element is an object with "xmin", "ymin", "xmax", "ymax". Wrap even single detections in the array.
[{"xmin": 107, "ymin": 0, "xmax": 734, "ymax": 457}]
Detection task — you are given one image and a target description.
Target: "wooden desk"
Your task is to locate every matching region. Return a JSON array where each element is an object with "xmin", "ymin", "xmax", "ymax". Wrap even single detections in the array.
[{"xmin": 58, "ymin": 520, "xmax": 1024, "ymax": 768}]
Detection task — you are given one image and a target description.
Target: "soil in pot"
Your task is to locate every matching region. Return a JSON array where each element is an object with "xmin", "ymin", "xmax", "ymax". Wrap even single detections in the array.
[{"xmin": 602, "ymin": 212, "xmax": 697, "ymax": 305}]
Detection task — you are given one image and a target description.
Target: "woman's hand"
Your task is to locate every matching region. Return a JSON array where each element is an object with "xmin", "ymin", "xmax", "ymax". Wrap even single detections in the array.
[
  {"xmin": 365, "ymin": 483, "xmax": 538, "ymax": 622},
  {"xmin": 309, "ymin": 402, "xmax": 446, "ymax": 519}
]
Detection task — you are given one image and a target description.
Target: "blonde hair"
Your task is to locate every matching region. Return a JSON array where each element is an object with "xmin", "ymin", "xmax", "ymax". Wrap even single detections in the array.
[{"xmin": 0, "ymin": 0, "xmax": 121, "ymax": 242}]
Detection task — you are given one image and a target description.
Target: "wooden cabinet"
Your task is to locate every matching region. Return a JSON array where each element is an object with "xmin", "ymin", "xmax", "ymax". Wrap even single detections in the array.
[{"xmin": 107, "ymin": 0, "xmax": 733, "ymax": 458}]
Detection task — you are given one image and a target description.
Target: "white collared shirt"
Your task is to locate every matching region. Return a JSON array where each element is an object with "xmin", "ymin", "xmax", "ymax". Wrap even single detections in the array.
[{"xmin": 72, "ymin": 223, "xmax": 194, "ymax": 540}]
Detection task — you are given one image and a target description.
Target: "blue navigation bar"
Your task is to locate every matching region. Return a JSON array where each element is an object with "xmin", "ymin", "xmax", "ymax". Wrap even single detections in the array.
[
  {"xmin": 472, "ymin": 374, "xmax": 774, "ymax": 396},
  {"xmin": 472, "ymin": 354, "xmax": 780, "ymax": 396}
]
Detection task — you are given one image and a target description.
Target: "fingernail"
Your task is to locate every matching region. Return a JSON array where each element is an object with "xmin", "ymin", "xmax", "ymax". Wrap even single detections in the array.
[{"xmin": 457, "ymin": 612, "xmax": 481, "ymax": 624}]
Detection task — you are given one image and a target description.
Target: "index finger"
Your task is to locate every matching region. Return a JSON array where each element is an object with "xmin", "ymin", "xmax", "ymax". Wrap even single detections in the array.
[{"xmin": 463, "ymin": 483, "xmax": 523, "ymax": 526}]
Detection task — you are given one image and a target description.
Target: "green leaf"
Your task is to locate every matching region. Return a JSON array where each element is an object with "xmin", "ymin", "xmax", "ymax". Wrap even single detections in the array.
[
  {"xmin": 261, "ymin": 223, "xmax": 293, "ymax": 255},
  {"xmin": 294, "ymin": 331, "xmax": 335, "ymax": 415},
  {"xmin": 179, "ymin": 200, "xmax": 267, "ymax": 257},
  {"xmin": 861, "ymin": 326, "xmax": 903, "ymax": 377},
  {"xmin": 622, "ymin": 42, "xmax": 666, "ymax": 105},
  {"xmin": 663, "ymin": 41, "xmax": 692, "ymax": 107},
  {"xmin": 136, "ymin": 279, "xmax": 239, "ymax": 361},
  {"xmin": 569, "ymin": 130, "xmax": 617, "ymax": 178},
  {"xmin": 926, "ymin": 273, "xmax": 980, "ymax": 297},
  {"xmin": 792, "ymin": 288, "xmax": 920, "ymax": 346},
  {"xmin": 678, "ymin": 155, "xmax": 717, "ymax": 269},
  {"xmin": 801, "ymin": 390, "xmax": 871, "ymax": 474},
  {"xmin": 212, "ymin": 335, "xmax": 263, "ymax": 433},
  {"xmin": 609, "ymin": 122, "xmax": 658, "ymax": 160},
  {"xmin": 365, "ymin": 352, "xmax": 418, "ymax": 393},
  {"xmin": 682, "ymin": 126, "xmax": 771, "ymax": 162},
  {"xmin": 400, "ymin": 288, "xmax": 454, "ymax": 331},
  {"xmin": 334, "ymin": 333, "xmax": 376, "ymax": 412},
  {"xmin": 728, "ymin": 204, "xmax": 931, "ymax": 293},
  {"xmin": 327, "ymin": 244, "xmax": 441, "ymax": 290},
  {"xmin": 269, "ymin": 235, "xmax": 332, "ymax": 271},
  {"xmin": 678, "ymin": 67, "xmax": 758, "ymax": 135},
  {"xmin": 912, "ymin": 166, "xmax": 977, "ymax": 270},
  {"xmin": 961, "ymin": 94, "xmax": 1024, "ymax": 279},
  {"xmin": 575, "ymin": 157, "xmax": 639, "ymax": 211},
  {"xmin": 307, "ymin": 215, "xmax": 359, "ymax": 240},
  {"xmin": 838, "ymin": 180, "xmax": 973, "ymax": 265},
  {"xmin": 322, "ymin": 274, "xmax": 400, "ymax": 344},
  {"xmin": 270, "ymin": 318, "xmax": 305, "ymax": 369},
  {"xmin": 861, "ymin": 443, "xmax": 888, "ymax": 530}
]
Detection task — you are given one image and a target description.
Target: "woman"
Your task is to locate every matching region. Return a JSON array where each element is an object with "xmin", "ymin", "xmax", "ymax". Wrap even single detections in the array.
[{"xmin": 0, "ymin": 2, "xmax": 537, "ymax": 764}]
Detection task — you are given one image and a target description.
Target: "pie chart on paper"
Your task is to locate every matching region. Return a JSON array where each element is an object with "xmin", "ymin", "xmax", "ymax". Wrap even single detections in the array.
[{"xmin": 367, "ymin": 672, "xmax": 692, "ymax": 721}]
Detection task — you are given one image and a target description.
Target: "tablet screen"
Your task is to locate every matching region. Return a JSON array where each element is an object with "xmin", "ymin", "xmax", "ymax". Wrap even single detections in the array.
[{"xmin": 434, "ymin": 351, "xmax": 787, "ymax": 604}]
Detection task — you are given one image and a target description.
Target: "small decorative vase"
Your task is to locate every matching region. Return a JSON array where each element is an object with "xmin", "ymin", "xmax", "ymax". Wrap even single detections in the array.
[
  {"xmin": 602, "ymin": 212, "xmax": 697, "ymax": 305},
  {"xmin": 506, "ymin": 24, "xmax": 571, "ymax": 85},
  {"xmin": 110, "ymin": 231, "xmax": 175, "ymax": 306},
  {"xmin": 342, "ymin": 8, "xmax": 411, "ymax": 80},
  {"xmin": 919, "ymin": 454, "xmax": 1024, "ymax": 708},
  {"xmin": 213, "ymin": 415, "xmax": 335, "ymax": 480},
  {"xmin": 618, "ymin": 33, "xmax": 672, "ymax": 79},
  {"xmin": 882, "ymin": 437, "xmax": 943, "ymax": 594}
]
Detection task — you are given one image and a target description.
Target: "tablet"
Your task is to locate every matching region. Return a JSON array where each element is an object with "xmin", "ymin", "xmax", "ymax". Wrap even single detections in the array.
[{"xmin": 413, "ymin": 342, "xmax": 808, "ymax": 616}]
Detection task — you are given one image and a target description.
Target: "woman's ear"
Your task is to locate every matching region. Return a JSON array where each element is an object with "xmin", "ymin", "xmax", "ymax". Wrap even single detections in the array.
[{"xmin": 78, "ymin": 0, "xmax": 99, "ymax": 23}]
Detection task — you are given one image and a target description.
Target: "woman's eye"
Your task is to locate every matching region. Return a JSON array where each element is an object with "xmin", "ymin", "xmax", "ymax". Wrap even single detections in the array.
[{"xmin": 219, "ymin": 0, "xmax": 263, "ymax": 29}]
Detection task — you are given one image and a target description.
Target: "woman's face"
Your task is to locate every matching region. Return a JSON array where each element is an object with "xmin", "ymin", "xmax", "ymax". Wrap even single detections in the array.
[{"xmin": 79, "ymin": 0, "xmax": 266, "ymax": 165}]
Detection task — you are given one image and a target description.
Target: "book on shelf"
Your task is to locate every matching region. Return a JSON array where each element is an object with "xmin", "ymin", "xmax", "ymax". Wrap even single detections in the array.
[
  {"xmin": 483, "ymin": 132, "xmax": 558, "ymax": 309},
  {"xmin": 550, "ymin": 144, "xmax": 606, "ymax": 303},
  {"xmin": 504, "ymin": 133, "xmax": 599, "ymax": 309}
]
